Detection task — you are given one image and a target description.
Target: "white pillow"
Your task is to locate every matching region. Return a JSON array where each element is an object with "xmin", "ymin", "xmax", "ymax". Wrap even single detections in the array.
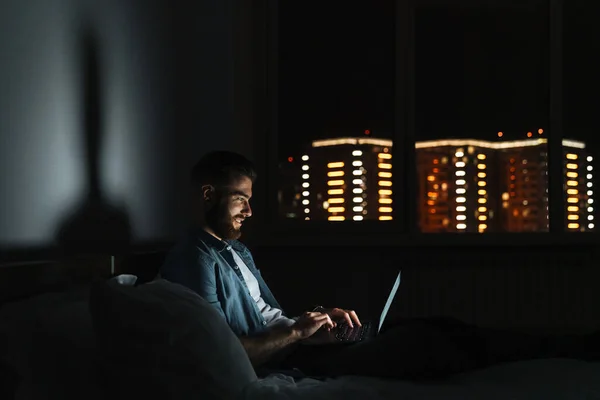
[{"xmin": 89, "ymin": 275, "xmax": 257, "ymax": 400}]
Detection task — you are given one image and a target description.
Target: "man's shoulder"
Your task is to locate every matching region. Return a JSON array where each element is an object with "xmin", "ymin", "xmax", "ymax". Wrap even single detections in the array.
[{"xmin": 163, "ymin": 232, "xmax": 219, "ymax": 268}]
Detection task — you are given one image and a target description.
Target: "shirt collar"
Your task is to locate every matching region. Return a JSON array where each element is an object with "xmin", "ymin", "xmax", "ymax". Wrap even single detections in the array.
[{"xmin": 191, "ymin": 226, "xmax": 246, "ymax": 253}]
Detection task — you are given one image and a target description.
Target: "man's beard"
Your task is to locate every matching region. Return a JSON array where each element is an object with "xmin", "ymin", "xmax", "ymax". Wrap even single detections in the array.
[{"xmin": 205, "ymin": 198, "xmax": 243, "ymax": 240}]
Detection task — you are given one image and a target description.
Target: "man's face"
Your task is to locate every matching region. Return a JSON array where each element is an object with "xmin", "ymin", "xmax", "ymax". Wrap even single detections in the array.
[{"xmin": 204, "ymin": 176, "xmax": 253, "ymax": 240}]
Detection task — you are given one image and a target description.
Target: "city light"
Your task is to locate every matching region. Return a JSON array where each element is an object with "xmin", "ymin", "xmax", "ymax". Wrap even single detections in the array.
[
  {"xmin": 298, "ymin": 135, "xmax": 594, "ymax": 227},
  {"xmin": 302, "ymin": 191, "xmax": 310, "ymax": 197},
  {"xmin": 327, "ymin": 171, "xmax": 344, "ymax": 177}
]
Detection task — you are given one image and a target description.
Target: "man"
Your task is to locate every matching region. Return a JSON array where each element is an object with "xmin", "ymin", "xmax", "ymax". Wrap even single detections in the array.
[
  {"xmin": 161, "ymin": 151, "xmax": 598, "ymax": 379},
  {"xmin": 159, "ymin": 151, "xmax": 360, "ymax": 370}
]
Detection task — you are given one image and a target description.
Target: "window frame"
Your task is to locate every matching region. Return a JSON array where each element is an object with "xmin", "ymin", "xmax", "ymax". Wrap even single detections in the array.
[{"xmin": 252, "ymin": 0, "xmax": 600, "ymax": 248}]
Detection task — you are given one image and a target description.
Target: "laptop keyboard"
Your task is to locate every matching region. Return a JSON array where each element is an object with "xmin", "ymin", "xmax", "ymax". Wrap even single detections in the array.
[{"xmin": 335, "ymin": 321, "xmax": 372, "ymax": 342}]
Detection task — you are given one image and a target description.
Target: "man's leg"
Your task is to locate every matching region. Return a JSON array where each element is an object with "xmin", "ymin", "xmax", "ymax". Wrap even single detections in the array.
[
  {"xmin": 279, "ymin": 318, "xmax": 477, "ymax": 380},
  {"xmin": 280, "ymin": 317, "xmax": 599, "ymax": 380}
]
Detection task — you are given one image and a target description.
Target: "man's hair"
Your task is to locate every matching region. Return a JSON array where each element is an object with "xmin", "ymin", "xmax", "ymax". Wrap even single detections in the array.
[{"xmin": 190, "ymin": 151, "xmax": 257, "ymax": 189}]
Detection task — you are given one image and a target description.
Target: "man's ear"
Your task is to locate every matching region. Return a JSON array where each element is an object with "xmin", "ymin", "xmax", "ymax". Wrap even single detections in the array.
[{"xmin": 201, "ymin": 185, "xmax": 215, "ymax": 203}]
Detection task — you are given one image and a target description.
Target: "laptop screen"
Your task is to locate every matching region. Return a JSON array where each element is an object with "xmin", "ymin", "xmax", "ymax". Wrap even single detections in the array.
[{"xmin": 378, "ymin": 271, "xmax": 401, "ymax": 333}]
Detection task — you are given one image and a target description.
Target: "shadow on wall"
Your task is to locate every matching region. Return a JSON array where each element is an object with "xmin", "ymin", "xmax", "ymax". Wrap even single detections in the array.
[{"xmin": 55, "ymin": 22, "xmax": 131, "ymax": 257}]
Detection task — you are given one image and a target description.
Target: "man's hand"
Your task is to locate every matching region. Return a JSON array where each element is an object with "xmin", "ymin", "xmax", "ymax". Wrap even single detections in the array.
[
  {"xmin": 326, "ymin": 308, "xmax": 362, "ymax": 328},
  {"xmin": 291, "ymin": 311, "xmax": 335, "ymax": 339}
]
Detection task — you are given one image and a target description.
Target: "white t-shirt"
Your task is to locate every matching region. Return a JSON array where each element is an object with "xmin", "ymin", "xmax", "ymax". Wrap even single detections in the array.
[{"xmin": 230, "ymin": 249, "xmax": 296, "ymax": 329}]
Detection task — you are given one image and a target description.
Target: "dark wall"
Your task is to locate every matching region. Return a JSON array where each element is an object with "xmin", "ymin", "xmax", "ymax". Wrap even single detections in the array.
[
  {"xmin": 252, "ymin": 243, "xmax": 600, "ymax": 334},
  {"xmin": 0, "ymin": 0, "xmax": 259, "ymax": 252}
]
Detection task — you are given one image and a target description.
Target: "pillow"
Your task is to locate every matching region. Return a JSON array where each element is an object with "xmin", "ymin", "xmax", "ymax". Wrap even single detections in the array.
[{"xmin": 89, "ymin": 275, "xmax": 257, "ymax": 400}]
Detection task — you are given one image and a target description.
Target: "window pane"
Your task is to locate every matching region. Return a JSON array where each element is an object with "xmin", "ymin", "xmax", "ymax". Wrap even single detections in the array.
[
  {"xmin": 414, "ymin": 2, "xmax": 551, "ymax": 233},
  {"xmin": 276, "ymin": 1, "xmax": 395, "ymax": 222},
  {"xmin": 563, "ymin": 1, "xmax": 597, "ymax": 232}
]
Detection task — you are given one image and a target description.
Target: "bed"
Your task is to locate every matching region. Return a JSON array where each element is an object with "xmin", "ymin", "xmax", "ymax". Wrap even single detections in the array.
[{"xmin": 1, "ymin": 273, "xmax": 599, "ymax": 400}]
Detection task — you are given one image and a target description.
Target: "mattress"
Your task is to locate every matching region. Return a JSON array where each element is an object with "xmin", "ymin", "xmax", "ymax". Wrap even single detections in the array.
[{"xmin": 242, "ymin": 359, "xmax": 600, "ymax": 400}]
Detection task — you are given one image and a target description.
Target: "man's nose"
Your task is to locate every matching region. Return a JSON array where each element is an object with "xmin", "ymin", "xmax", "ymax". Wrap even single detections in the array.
[{"xmin": 243, "ymin": 201, "xmax": 252, "ymax": 217}]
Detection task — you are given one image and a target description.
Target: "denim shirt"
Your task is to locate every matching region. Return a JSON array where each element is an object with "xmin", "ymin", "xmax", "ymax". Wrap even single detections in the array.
[{"xmin": 159, "ymin": 228, "xmax": 284, "ymax": 337}]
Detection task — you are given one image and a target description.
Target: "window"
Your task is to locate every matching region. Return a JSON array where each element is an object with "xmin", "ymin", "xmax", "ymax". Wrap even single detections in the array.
[
  {"xmin": 415, "ymin": 1, "xmax": 551, "ymax": 233},
  {"xmin": 276, "ymin": 1, "xmax": 396, "ymax": 222},
  {"xmin": 563, "ymin": 0, "xmax": 597, "ymax": 232},
  {"xmin": 269, "ymin": 0, "xmax": 597, "ymax": 237}
]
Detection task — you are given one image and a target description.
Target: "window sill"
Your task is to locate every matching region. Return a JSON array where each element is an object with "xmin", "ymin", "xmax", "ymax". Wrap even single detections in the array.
[{"xmin": 249, "ymin": 221, "xmax": 600, "ymax": 248}]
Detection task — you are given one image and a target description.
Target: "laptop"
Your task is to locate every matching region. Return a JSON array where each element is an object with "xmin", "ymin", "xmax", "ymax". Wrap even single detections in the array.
[{"xmin": 305, "ymin": 271, "xmax": 401, "ymax": 345}]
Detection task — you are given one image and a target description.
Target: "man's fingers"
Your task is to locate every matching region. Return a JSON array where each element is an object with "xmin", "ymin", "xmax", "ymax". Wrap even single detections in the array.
[
  {"xmin": 342, "ymin": 312, "xmax": 354, "ymax": 328},
  {"xmin": 314, "ymin": 313, "xmax": 334, "ymax": 329},
  {"xmin": 348, "ymin": 310, "xmax": 362, "ymax": 326}
]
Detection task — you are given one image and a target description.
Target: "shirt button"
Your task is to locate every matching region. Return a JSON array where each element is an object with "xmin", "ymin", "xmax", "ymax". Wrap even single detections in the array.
[
  {"xmin": 233, "ymin": 265, "xmax": 239, "ymax": 269},
  {"xmin": 226, "ymin": 245, "xmax": 232, "ymax": 251},
  {"xmin": 262, "ymin": 321, "xmax": 267, "ymax": 325}
]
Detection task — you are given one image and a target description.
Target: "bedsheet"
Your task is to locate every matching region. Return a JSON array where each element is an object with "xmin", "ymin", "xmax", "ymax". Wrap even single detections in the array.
[{"xmin": 242, "ymin": 359, "xmax": 600, "ymax": 400}]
